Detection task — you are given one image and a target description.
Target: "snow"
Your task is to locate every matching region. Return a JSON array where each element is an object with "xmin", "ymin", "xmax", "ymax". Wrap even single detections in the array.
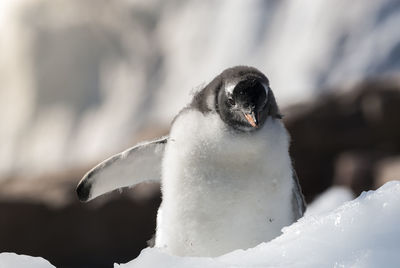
[
  {"xmin": 0, "ymin": 253, "xmax": 55, "ymax": 268},
  {"xmin": 116, "ymin": 181, "xmax": 400, "ymax": 267}
]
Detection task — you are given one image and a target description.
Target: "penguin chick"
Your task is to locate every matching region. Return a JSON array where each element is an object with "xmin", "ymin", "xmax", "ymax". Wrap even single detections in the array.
[{"xmin": 76, "ymin": 66, "xmax": 306, "ymax": 257}]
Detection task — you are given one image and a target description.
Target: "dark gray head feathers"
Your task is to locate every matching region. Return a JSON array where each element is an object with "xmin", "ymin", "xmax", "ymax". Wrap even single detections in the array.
[{"xmin": 190, "ymin": 66, "xmax": 281, "ymax": 131}]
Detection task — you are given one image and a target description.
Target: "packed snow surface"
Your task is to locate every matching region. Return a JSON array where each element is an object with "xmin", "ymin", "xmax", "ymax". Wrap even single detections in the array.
[
  {"xmin": 0, "ymin": 253, "xmax": 55, "ymax": 268},
  {"xmin": 116, "ymin": 181, "xmax": 400, "ymax": 268}
]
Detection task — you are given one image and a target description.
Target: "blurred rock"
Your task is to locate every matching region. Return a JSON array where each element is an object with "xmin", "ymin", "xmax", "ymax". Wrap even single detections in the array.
[
  {"xmin": 0, "ymin": 168, "xmax": 87, "ymax": 208},
  {"xmin": 375, "ymin": 157, "xmax": 400, "ymax": 187},
  {"xmin": 285, "ymin": 76, "xmax": 400, "ymax": 202},
  {"xmin": 0, "ymin": 169, "xmax": 161, "ymax": 268},
  {"xmin": 333, "ymin": 151, "xmax": 376, "ymax": 196},
  {"xmin": 0, "ymin": 125, "xmax": 167, "ymax": 268}
]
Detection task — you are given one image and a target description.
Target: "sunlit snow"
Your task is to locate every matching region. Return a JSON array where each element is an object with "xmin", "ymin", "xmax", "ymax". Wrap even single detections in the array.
[
  {"xmin": 116, "ymin": 181, "xmax": 400, "ymax": 268},
  {"xmin": 0, "ymin": 253, "xmax": 55, "ymax": 268}
]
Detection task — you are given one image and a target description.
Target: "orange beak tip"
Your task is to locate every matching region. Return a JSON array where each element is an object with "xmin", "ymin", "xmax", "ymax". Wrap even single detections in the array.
[{"xmin": 244, "ymin": 113, "xmax": 258, "ymax": 128}]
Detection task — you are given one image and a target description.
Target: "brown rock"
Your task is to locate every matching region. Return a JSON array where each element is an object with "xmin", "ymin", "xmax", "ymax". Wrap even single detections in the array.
[{"xmin": 285, "ymin": 76, "xmax": 400, "ymax": 202}]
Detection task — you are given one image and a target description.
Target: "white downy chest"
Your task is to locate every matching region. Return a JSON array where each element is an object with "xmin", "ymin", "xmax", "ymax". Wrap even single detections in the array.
[{"xmin": 156, "ymin": 111, "xmax": 295, "ymax": 256}]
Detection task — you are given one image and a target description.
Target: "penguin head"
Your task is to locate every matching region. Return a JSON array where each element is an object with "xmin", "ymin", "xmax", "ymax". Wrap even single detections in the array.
[{"xmin": 216, "ymin": 66, "xmax": 281, "ymax": 131}]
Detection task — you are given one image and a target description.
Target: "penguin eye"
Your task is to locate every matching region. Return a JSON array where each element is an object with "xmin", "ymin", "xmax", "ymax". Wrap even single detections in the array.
[{"xmin": 227, "ymin": 97, "xmax": 235, "ymax": 106}]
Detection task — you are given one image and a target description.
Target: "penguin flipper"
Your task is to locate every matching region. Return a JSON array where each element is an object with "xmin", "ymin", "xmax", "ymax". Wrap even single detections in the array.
[
  {"xmin": 291, "ymin": 168, "xmax": 306, "ymax": 219},
  {"xmin": 76, "ymin": 136, "xmax": 168, "ymax": 202}
]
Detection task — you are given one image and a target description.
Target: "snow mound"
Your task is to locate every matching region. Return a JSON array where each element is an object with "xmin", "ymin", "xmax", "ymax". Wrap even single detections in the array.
[
  {"xmin": 0, "ymin": 253, "xmax": 55, "ymax": 268},
  {"xmin": 116, "ymin": 181, "xmax": 400, "ymax": 268}
]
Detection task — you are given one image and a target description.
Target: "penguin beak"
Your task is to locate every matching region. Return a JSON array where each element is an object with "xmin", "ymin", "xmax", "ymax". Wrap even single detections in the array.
[{"xmin": 244, "ymin": 111, "xmax": 258, "ymax": 128}]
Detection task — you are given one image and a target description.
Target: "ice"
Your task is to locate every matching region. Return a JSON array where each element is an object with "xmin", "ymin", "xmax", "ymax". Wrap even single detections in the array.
[
  {"xmin": 0, "ymin": 253, "xmax": 55, "ymax": 268},
  {"xmin": 116, "ymin": 181, "xmax": 400, "ymax": 267}
]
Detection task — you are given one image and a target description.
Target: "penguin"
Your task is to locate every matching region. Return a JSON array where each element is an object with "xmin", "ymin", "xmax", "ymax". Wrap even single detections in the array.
[{"xmin": 77, "ymin": 66, "xmax": 306, "ymax": 257}]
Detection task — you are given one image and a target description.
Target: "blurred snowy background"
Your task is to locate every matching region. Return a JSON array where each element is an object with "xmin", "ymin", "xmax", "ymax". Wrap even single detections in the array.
[
  {"xmin": 1, "ymin": 0, "xmax": 400, "ymax": 267},
  {"xmin": 2, "ymin": 0, "xmax": 400, "ymax": 178}
]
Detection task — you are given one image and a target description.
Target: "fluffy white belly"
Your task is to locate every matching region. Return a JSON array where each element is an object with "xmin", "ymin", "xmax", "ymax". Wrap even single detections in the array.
[{"xmin": 155, "ymin": 111, "xmax": 294, "ymax": 256}]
